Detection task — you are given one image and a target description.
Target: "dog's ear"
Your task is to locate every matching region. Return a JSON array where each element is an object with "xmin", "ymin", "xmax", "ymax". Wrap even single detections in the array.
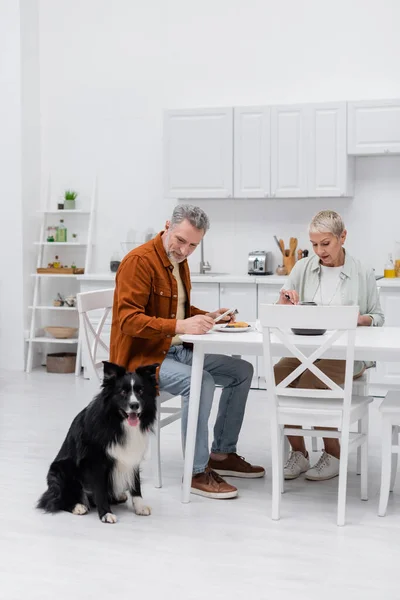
[
  {"xmin": 135, "ymin": 363, "xmax": 160, "ymax": 391},
  {"xmin": 102, "ymin": 361, "xmax": 126, "ymax": 381}
]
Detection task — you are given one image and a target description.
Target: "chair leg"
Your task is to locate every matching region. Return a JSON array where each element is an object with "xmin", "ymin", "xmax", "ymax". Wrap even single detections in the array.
[
  {"xmin": 360, "ymin": 414, "xmax": 368, "ymax": 501},
  {"xmin": 390, "ymin": 425, "xmax": 399, "ymax": 493},
  {"xmin": 337, "ymin": 432, "xmax": 350, "ymax": 526},
  {"xmin": 153, "ymin": 408, "xmax": 162, "ymax": 489},
  {"xmin": 280, "ymin": 428, "xmax": 285, "ymax": 494},
  {"xmin": 270, "ymin": 421, "xmax": 282, "ymax": 521},
  {"xmin": 356, "ymin": 419, "xmax": 362, "ymax": 476},
  {"xmin": 379, "ymin": 419, "xmax": 394, "ymax": 517},
  {"xmin": 311, "ymin": 427, "xmax": 318, "ymax": 453}
]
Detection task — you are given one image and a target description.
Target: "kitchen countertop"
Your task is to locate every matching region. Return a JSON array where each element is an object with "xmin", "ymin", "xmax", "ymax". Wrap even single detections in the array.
[
  {"xmin": 76, "ymin": 273, "xmax": 286, "ymax": 284},
  {"xmin": 76, "ymin": 273, "xmax": 400, "ymax": 286}
]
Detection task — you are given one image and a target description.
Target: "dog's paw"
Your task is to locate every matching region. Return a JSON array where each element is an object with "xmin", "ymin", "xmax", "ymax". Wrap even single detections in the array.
[
  {"xmin": 72, "ymin": 503, "xmax": 89, "ymax": 515},
  {"xmin": 132, "ymin": 498, "xmax": 152, "ymax": 516},
  {"xmin": 115, "ymin": 493, "xmax": 128, "ymax": 503},
  {"xmin": 101, "ymin": 512, "xmax": 117, "ymax": 524}
]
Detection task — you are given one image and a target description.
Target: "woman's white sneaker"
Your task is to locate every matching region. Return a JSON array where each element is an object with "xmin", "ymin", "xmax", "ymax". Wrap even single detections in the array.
[
  {"xmin": 305, "ymin": 451, "xmax": 340, "ymax": 481},
  {"xmin": 284, "ymin": 451, "xmax": 310, "ymax": 480}
]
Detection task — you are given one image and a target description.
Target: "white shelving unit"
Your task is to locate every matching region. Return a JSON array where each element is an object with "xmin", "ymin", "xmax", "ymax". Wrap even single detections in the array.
[{"xmin": 25, "ymin": 177, "xmax": 97, "ymax": 374}]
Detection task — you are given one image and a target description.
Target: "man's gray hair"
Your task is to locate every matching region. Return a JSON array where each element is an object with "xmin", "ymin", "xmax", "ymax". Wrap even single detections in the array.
[
  {"xmin": 170, "ymin": 204, "xmax": 210, "ymax": 232},
  {"xmin": 309, "ymin": 210, "xmax": 345, "ymax": 238}
]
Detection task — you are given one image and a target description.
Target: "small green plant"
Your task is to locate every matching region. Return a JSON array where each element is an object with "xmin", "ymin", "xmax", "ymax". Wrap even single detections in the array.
[{"xmin": 64, "ymin": 189, "xmax": 78, "ymax": 200}]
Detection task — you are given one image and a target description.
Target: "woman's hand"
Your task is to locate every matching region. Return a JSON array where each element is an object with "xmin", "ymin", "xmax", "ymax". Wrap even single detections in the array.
[
  {"xmin": 278, "ymin": 289, "xmax": 299, "ymax": 305},
  {"xmin": 358, "ymin": 314, "xmax": 373, "ymax": 327}
]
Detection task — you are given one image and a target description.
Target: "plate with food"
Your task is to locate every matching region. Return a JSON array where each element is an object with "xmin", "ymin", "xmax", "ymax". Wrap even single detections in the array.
[{"xmin": 213, "ymin": 321, "xmax": 253, "ymax": 333}]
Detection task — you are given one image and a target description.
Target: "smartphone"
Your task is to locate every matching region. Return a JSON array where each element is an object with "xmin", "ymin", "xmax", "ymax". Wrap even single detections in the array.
[{"xmin": 214, "ymin": 308, "xmax": 237, "ymax": 323}]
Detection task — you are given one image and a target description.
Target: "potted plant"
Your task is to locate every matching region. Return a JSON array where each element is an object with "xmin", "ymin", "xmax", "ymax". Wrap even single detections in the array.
[{"xmin": 64, "ymin": 189, "xmax": 78, "ymax": 210}]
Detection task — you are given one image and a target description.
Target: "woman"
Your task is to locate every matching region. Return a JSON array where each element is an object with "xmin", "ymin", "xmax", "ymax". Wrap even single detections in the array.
[{"xmin": 275, "ymin": 210, "xmax": 384, "ymax": 482}]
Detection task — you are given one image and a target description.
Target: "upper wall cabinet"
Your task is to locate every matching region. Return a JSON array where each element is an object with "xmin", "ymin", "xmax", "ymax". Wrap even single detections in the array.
[
  {"xmin": 164, "ymin": 108, "xmax": 233, "ymax": 198},
  {"xmin": 271, "ymin": 103, "xmax": 353, "ymax": 198},
  {"xmin": 348, "ymin": 99, "xmax": 400, "ymax": 155},
  {"xmin": 308, "ymin": 102, "xmax": 354, "ymax": 197},
  {"xmin": 234, "ymin": 106, "xmax": 271, "ymax": 198},
  {"xmin": 271, "ymin": 105, "xmax": 308, "ymax": 198}
]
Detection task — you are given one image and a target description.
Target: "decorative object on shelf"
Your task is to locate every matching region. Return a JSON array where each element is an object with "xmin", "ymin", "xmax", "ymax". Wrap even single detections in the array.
[
  {"xmin": 47, "ymin": 226, "xmax": 57, "ymax": 242},
  {"xmin": 46, "ymin": 352, "xmax": 77, "ymax": 373},
  {"xmin": 56, "ymin": 219, "xmax": 67, "ymax": 242},
  {"xmin": 64, "ymin": 295, "xmax": 76, "ymax": 307},
  {"xmin": 44, "ymin": 326, "xmax": 78, "ymax": 339},
  {"xmin": 64, "ymin": 189, "xmax": 78, "ymax": 210},
  {"xmin": 53, "ymin": 293, "xmax": 65, "ymax": 307},
  {"xmin": 72, "ymin": 233, "xmax": 78, "ymax": 241},
  {"xmin": 52, "ymin": 255, "xmax": 61, "ymax": 268},
  {"xmin": 57, "ymin": 202, "xmax": 64, "ymax": 210}
]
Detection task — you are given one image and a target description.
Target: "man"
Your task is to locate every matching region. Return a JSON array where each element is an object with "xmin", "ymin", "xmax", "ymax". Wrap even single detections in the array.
[{"xmin": 110, "ymin": 204, "xmax": 265, "ymax": 499}]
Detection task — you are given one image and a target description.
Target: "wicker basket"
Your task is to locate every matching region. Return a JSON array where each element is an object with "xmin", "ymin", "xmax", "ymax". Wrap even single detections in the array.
[{"xmin": 46, "ymin": 352, "xmax": 77, "ymax": 374}]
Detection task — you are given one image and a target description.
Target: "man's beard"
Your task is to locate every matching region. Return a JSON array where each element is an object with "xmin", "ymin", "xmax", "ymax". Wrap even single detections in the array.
[{"xmin": 167, "ymin": 251, "xmax": 185, "ymax": 263}]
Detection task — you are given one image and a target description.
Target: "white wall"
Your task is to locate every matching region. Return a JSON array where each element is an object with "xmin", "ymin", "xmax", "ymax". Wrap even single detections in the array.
[
  {"xmin": 0, "ymin": 0, "xmax": 25, "ymax": 370},
  {"xmin": 37, "ymin": 0, "xmax": 400, "ymax": 278}
]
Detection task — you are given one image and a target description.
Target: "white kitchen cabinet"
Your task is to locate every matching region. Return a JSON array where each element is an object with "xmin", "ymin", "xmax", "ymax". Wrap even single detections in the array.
[
  {"xmin": 190, "ymin": 282, "xmax": 220, "ymax": 313},
  {"xmin": 219, "ymin": 283, "xmax": 258, "ymax": 385},
  {"xmin": 308, "ymin": 102, "xmax": 354, "ymax": 197},
  {"xmin": 271, "ymin": 105, "xmax": 308, "ymax": 198},
  {"xmin": 348, "ymin": 99, "xmax": 400, "ymax": 155},
  {"xmin": 234, "ymin": 106, "xmax": 271, "ymax": 198},
  {"xmin": 371, "ymin": 286, "xmax": 400, "ymax": 388},
  {"xmin": 257, "ymin": 283, "xmax": 283, "ymax": 388},
  {"xmin": 163, "ymin": 108, "xmax": 233, "ymax": 198}
]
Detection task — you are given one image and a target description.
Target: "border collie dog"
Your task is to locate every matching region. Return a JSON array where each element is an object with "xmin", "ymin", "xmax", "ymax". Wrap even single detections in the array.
[{"xmin": 37, "ymin": 361, "xmax": 158, "ymax": 524}]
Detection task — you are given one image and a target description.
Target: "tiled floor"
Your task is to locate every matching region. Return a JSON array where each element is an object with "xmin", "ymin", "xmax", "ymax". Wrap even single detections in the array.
[{"xmin": 1, "ymin": 369, "xmax": 400, "ymax": 599}]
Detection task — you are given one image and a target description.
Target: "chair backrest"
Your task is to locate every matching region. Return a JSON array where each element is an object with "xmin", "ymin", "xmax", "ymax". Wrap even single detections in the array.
[
  {"xmin": 259, "ymin": 304, "xmax": 359, "ymax": 420},
  {"xmin": 76, "ymin": 288, "xmax": 115, "ymax": 381}
]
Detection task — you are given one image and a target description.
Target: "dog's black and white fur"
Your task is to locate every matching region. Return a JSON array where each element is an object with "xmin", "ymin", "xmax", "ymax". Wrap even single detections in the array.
[{"xmin": 37, "ymin": 361, "xmax": 158, "ymax": 524}]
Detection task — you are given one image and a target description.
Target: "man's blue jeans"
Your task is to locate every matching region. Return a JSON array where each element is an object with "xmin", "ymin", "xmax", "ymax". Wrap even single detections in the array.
[{"xmin": 158, "ymin": 344, "xmax": 254, "ymax": 474}]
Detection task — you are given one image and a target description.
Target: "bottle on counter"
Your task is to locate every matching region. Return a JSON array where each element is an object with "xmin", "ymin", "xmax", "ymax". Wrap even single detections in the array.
[
  {"xmin": 56, "ymin": 219, "xmax": 67, "ymax": 242},
  {"xmin": 384, "ymin": 253, "xmax": 396, "ymax": 278}
]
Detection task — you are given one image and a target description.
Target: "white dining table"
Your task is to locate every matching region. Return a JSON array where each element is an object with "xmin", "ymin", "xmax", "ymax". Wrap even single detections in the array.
[{"xmin": 179, "ymin": 325, "xmax": 400, "ymax": 503}]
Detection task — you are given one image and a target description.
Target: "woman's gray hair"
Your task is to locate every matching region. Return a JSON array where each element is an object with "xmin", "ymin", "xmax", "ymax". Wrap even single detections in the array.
[
  {"xmin": 170, "ymin": 204, "xmax": 210, "ymax": 232},
  {"xmin": 309, "ymin": 210, "xmax": 345, "ymax": 238}
]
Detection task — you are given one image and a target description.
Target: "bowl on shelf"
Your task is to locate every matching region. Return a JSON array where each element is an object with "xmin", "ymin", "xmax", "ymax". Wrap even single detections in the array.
[
  {"xmin": 44, "ymin": 326, "xmax": 78, "ymax": 339},
  {"xmin": 291, "ymin": 302, "xmax": 327, "ymax": 336}
]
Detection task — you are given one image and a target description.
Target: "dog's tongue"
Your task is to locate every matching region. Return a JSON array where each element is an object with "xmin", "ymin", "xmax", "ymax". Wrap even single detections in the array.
[{"xmin": 127, "ymin": 413, "xmax": 139, "ymax": 427}]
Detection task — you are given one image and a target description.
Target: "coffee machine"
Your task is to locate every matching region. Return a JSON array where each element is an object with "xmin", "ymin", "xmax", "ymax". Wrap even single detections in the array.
[{"xmin": 248, "ymin": 251, "xmax": 272, "ymax": 275}]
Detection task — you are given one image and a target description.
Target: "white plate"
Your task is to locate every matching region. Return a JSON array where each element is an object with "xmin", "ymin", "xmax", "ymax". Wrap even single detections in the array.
[{"xmin": 213, "ymin": 324, "xmax": 253, "ymax": 333}]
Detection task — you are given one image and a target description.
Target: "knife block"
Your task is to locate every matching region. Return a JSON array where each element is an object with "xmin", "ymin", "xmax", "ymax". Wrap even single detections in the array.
[{"xmin": 283, "ymin": 255, "xmax": 295, "ymax": 274}]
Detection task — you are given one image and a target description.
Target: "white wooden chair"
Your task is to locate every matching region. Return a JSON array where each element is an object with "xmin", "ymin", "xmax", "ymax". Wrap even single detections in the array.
[
  {"xmin": 259, "ymin": 303, "xmax": 372, "ymax": 526},
  {"xmin": 76, "ymin": 288, "xmax": 182, "ymax": 488},
  {"xmin": 378, "ymin": 391, "xmax": 400, "ymax": 516}
]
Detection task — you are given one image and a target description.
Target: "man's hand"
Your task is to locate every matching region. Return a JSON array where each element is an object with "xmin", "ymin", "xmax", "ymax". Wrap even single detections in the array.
[
  {"xmin": 358, "ymin": 314, "xmax": 373, "ymax": 327},
  {"xmin": 277, "ymin": 289, "xmax": 299, "ymax": 305},
  {"xmin": 175, "ymin": 314, "xmax": 215, "ymax": 335},
  {"xmin": 206, "ymin": 308, "xmax": 236, "ymax": 323}
]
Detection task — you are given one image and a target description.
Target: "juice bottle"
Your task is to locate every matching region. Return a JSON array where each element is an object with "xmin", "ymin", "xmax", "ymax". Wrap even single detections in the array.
[{"xmin": 384, "ymin": 253, "xmax": 396, "ymax": 278}]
